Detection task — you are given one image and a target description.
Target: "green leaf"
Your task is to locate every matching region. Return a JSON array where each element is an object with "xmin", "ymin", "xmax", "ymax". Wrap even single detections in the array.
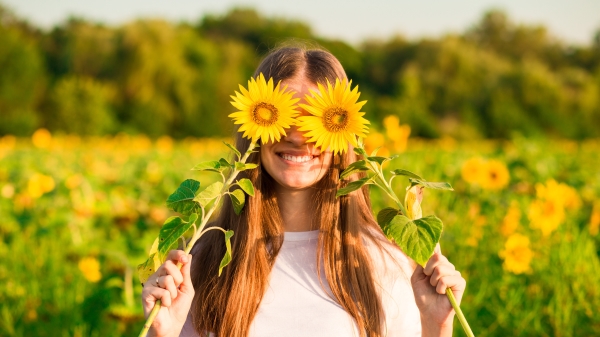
[
  {"xmin": 218, "ymin": 158, "xmax": 232, "ymax": 168},
  {"xmin": 367, "ymin": 156, "xmax": 389, "ymax": 166},
  {"xmin": 367, "ymin": 155, "xmax": 398, "ymax": 166},
  {"xmin": 194, "ymin": 181, "xmax": 223, "ymax": 208},
  {"xmin": 340, "ymin": 160, "xmax": 370, "ymax": 179},
  {"xmin": 229, "ymin": 189, "xmax": 246, "ymax": 215},
  {"xmin": 192, "ymin": 160, "xmax": 222, "ymax": 172},
  {"xmin": 370, "ymin": 146, "xmax": 381, "ymax": 156},
  {"xmin": 384, "ymin": 215, "xmax": 443, "ymax": 267},
  {"xmin": 336, "ymin": 177, "xmax": 372, "ymax": 197},
  {"xmin": 391, "ymin": 169, "xmax": 423, "ymax": 180},
  {"xmin": 409, "ymin": 178, "xmax": 454, "ymax": 191},
  {"xmin": 137, "ymin": 253, "xmax": 161, "ymax": 285},
  {"xmin": 376, "ymin": 207, "xmax": 401, "ymax": 230},
  {"xmin": 237, "ymin": 178, "xmax": 255, "ymax": 197},
  {"xmin": 218, "ymin": 230, "xmax": 234, "ymax": 276},
  {"xmin": 158, "ymin": 214, "xmax": 198, "ymax": 258},
  {"xmin": 235, "ymin": 162, "xmax": 258, "ymax": 171},
  {"xmin": 166, "ymin": 179, "xmax": 201, "ymax": 215},
  {"xmin": 354, "ymin": 147, "xmax": 367, "ymax": 156},
  {"xmin": 223, "ymin": 141, "xmax": 241, "ymax": 160}
]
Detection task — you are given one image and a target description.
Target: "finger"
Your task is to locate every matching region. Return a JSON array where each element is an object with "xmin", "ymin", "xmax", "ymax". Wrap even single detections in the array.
[
  {"xmin": 434, "ymin": 243, "xmax": 441, "ymax": 255},
  {"xmin": 166, "ymin": 250, "xmax": 189, "ymax": 264},
  {"xmin": 423, "ymin": 251, "xmax": 449, "ymax": 276},
  {"xmin": 163, "ymin": 259, "xmax": 184, "ymax": 286},
  {"xmin": 429, "ymin": 265, "xmax": 459, "ymax": 287},
  {"xmin": 142, "ymin": 286, "xmax": 173, "ymax": 314},
  {"xmin": 435, "ymin": 275, "xmax": 467, "ymax": 297},
  {"xmin": 161, "ymin": 274, "xmax": 179, "ymax": 300},
  {"xmin": 410, "ymin": 263, "xmax": 427, "ymax": 284},
  {"xmin": 180, "ymin": 254, "xmax": 195, "ymax": 295}
]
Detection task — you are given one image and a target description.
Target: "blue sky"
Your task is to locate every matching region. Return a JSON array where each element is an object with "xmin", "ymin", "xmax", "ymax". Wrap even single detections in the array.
[{"xmin": 3, "ymin": 0, "xmax": 599, "ymax": 45}]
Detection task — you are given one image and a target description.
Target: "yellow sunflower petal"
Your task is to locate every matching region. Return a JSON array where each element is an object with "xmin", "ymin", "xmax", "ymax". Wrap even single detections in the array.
[
  {"xmin": 229, "ymin": 74, "xmax": 299, "ymax": 143},
  {"xmin": 297, "ymin": 78, "xmax": 370, "ymax": 154}
]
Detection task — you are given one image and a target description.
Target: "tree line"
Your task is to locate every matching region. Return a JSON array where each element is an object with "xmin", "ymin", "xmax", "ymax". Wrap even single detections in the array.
[{"xmin": 1, "ymin": 5, "xmax": 599, "ymax": 139}]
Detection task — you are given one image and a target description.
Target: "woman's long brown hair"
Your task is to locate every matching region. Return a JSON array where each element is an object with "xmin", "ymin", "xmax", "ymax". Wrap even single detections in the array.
[{"xmin": 190, "ymin": 46, "xmax": 390, "ymax": 337}]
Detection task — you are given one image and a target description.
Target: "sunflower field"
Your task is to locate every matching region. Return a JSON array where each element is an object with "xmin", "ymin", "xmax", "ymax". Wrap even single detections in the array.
[{"xmin": 0, "ymin": 126, "xmax": 599, "ymax": 337}]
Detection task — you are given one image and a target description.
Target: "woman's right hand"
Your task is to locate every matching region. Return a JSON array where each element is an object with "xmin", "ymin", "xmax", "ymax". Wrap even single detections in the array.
[{"xmin": 141, "ymin": 250, "xmax": 194, "ymax": 337}]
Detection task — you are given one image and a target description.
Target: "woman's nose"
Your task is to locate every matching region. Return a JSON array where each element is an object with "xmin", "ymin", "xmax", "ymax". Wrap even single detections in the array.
[{"xmin": 282, "ymin": 125, "xmax": 309, "ymax": 146}]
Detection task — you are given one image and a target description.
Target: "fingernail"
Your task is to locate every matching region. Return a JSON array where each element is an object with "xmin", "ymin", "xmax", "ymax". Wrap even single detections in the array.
[{"xmin": 181, "ymin": 255, "xmax": 188, "ymax": 263}]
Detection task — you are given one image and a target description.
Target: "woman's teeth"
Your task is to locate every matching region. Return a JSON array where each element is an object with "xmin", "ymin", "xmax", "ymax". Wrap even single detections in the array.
[{"xmin": 280, "ymin": 154, "xmax": 314, "ymax": 163}]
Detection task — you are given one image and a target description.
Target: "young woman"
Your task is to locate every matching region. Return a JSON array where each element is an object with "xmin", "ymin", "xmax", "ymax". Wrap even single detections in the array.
[{"xmin": 141, "ymin": 47, "xmax": 466, "ymax": 337}]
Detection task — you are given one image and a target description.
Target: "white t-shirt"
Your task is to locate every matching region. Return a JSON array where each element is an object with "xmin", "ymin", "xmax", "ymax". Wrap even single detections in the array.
[{"xmin": 180, "ymin": 230, "xmax": 421, "ymax": 337}]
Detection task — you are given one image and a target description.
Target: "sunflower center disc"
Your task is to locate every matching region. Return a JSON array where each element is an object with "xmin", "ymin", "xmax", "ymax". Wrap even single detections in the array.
[
  {"xmin": 323, "ymin": 107, "xmax": 349, "ymax": 132},
  {"xmin": 252, "ymin": 102, "xmax": 279, "ymax": 126}
]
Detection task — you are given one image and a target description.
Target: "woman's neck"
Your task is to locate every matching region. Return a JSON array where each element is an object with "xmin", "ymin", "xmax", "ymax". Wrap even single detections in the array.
[{"xmin": 274, "ymin": 187, "xmax": 317, "ymax": 232}]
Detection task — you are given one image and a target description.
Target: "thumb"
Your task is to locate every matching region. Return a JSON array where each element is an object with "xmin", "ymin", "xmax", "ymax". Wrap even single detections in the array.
[
  {"xmin": 179, "ymin": 254, "xmax": 194, "ymax": 295},
  {"xmin": 410, "ymin": 262, "xmax": 427, "ymax": 284},
  {"xmin": 434, "ymin": 243, "xmax": 442, "ymax": 255}
]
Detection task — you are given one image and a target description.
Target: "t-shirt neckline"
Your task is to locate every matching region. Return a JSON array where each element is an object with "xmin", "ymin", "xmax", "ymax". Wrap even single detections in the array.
[{"xmin": 283, "ymin": 230, "xmax": 320, "ymax": 241}]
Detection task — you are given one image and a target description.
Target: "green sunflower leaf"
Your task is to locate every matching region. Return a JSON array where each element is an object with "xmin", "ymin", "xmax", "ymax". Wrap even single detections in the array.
[
  {"xmin": 336, "ymin": 177, "xmax": 372, "ymax": 197},
  {"xmin": 377, "ymin": 207, "xmax": 401, "ymax": 230},
  {"xmin": 340, "ymin": 160, "xmax": 370, "ymax": 179},
  {"xmin": 235, "ymin": 162, "xmax": 258, "ymax": 171},
  {"xmin": 409, "ymin": 178, "xmax": 454, "ymax": 191},
  {"xmin": 229, "ymin": 189, "xmax": 246, "ymax": 215},
  {"xmin": 354, "ymin": 147, "xmax": 367, "ymax": 156},
  {"xmin": 383, "ymin": 214, "xmax": 443, "ymax": 267},
  {"xmin": 218, "ymin": 158, "xmax": 232, "ymax": 168},
  {"xmin": 137, "ymin": 252, "xmax": 161, "ymax": 285},
  {"xmin": 223, "ymin": 141, "xmax": 241, "ymax": 160},
  {"xmin": 367, "ymin": 155, "xmax": 398, "ymax": 166},
  {"xmin": 158, "ymin": 213, "xmax": 198, "ymax": 259},
  {"xmin": 195, "ymin": 181, "xmax": 223, "ymax": 208},
  {"xmin": 391, "ymin": 169, "xmax": 423, "ymax": 180},
  {"xmin": 166, "ymin": 179, "xmax": 201, "ymax": 215},
  {"xmin": 218, "ymin": 230, "xmax": 234, "ymax": 276},
  {"xmin": 237, "ymin": 178, "xmax": 255, "ymax": 197},
  {"xmin": 192, "ymin": 161, "xmax": 223, "ymax": 173}
]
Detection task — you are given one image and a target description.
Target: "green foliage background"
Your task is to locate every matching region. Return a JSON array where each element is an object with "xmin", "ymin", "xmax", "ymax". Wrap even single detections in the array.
[
  {"xmin": 1, "ymin": 3, "xmax": 600, "ymax": 337},
  {"xmin": 1, "ymin": 5, "xmax": 600, "ymax": 139}
]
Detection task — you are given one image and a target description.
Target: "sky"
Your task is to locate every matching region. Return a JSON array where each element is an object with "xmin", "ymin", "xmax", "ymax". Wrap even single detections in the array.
[{"xmin": 2, "ymin": 0, "xmax": 600, "ymax": 45}]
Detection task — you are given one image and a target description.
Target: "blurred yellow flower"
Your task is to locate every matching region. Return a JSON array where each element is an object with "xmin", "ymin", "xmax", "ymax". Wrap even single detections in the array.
[
  {"xmin": 461, "ymin": 157, "xmax": 486, "ymax": 185},
  {"xmin": 500, "ymin": 201, "xmax": 521, "ymax": 236},
  {"xmin": 31, "ymin": 128, "xmax": 52, "ymax": 149},
  {"xmin": 78, "ymin": 257, "xmax": 102, "ymax": 283},
  {"xmin": 590, "ymin": 202, "xmax": 600, "ymax": 236},
  {"xmin": 363, "ymin": 131, "xmax": 388, "ymax": 156},
  {"xmin": 528, "ymin": 179, "xmax": 580, "ymax": 236},
  {"xmin": 65, "ymin": 174, "xmax": 83, "ymax": 190},
  {"xmin": 0, "ymin": 135, "xmax": 16, "ymax": 152},
  {"xmin": 1, "ymin": 184, "xmax": 15, "ymax": 199},
  {"xmin": 528, "ymin": 198, "xmax": 565, "ymax": 236},
  {"xmin": 499, "ymin": 233, "xmax": 533, "ymax": 274},
  {"xmin": 383, "ymin": 115, "xmax": 411, "ymax": 152},
  {"xmin": 480, "ymin": 160, "xmax": 510, "ymax": 191},
  {"xmin": 156, "ymin": 135, "xmax": 174, "ymax": 153},
  {"xmin": 27, "ymin": 173, "xmax": 55, "ymax": 198}
]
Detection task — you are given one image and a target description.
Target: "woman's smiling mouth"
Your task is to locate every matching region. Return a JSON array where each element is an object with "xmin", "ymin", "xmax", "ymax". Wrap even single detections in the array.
[{"xmin": 277, "ymin": 153, "xmax": 317, "ymax": 163}]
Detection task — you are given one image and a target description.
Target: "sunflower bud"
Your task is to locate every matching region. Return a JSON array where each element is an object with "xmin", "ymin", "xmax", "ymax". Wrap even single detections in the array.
[{"xmin": 405, "ymin": 185, "xmax": 424, "ymax": 220}]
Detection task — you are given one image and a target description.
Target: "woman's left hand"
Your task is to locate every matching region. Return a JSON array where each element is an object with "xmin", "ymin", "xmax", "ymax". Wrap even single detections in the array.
[{"xmin": 411, "ymin": 244, "xmax": 466, "ymax": 331}]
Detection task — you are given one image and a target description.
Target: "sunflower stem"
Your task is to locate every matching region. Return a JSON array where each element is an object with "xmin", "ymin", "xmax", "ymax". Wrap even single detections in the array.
[
  {"xmin": 446, "ymin": 288, "xmax": 475, "ymax": 337},
  {"xmin": 139, "ymin": 141, "xmax": 257, "ymax": 337}
]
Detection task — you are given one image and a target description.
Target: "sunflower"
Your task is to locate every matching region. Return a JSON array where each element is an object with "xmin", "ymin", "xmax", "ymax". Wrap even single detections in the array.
[
  {"xmin": 229, "ymin": 73, "xmax": 299, "ymax": 144},
  {"xmin": 296, "ymin": 79, "xmax": 369, "ymax": 155}
]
